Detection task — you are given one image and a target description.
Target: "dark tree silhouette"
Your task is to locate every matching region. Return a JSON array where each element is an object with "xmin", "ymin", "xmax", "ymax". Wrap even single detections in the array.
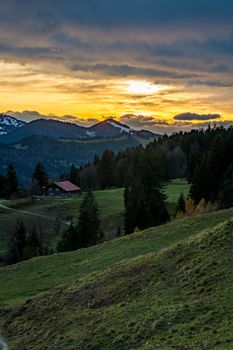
[
  {"xmin": 32, "ymin": 162, "xmax": 48, "ymax": 193},
  {"xmin": 97, "ymin": 149, "xmax": 116, "ymax": 189},
  {"xmin": 77, "ymin": 192, "xmax": 103, "ymax": 247},
  {"xmin": 6, "ymin": 164, "xmax": 18, "ymax": 198},
  {"xmin": 69, "ymin": 164, "xmax": 80, "ymax": 186}
]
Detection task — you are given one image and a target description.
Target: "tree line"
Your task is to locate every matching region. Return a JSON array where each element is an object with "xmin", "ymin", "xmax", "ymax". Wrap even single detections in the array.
[
  {"xmin": 82, "ymin": 126, "xmax": 233, "ymax": 210},
  {"xmin": 2, "ymin": 125, "xmax": 233, "ymax": 263},
  {"xmin": 3, "ymin": 126, "xmax": 233, "ymax": 206}
]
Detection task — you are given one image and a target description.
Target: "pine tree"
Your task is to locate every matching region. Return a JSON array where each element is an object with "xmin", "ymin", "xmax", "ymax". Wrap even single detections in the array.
[
  {"xmin": 125, "ymin": 177, "xmax": 148, "ymax": 234},
  {"xmin": 116, "ymin": 226, "xmax": 122, "ymax": 237},
  {"xmin": 124, "ymin": 148, "xmax": 169, "ymax": 234},
  {"xmin": 97, "ymin": 149, "xmax": 116, "ymax": 189},
  {"xmin": 219, "ymin": 164, "xmax": 233, "ymax": 208},
  {"xmin": 7, "ymin": 221, "xmax": 26, "ymax": 264},
  {"xmin": 93, "ymin": 154, "xmax": 100, "ymax": 165},
  {"xmin": 69, "ymin": 164, "xmax": 80, "ymax": 186},
  {"xmin": 77, "ymin": 192, "xmax": 103, "ymax": 247},
  {"xmin": 6, "ymin": 164, "xmax": 18, "ymax": 198},
  {"xmin": 190, "ymin": 154, "xmax": 212, "ymax": 203},
  {"xmin": 176, "ymin": 193, "xmax": 186, "ymax": 214},
  {"xmin": 32, "ymin": 162, "xmax": 48, "ymax": 193},
  {"xmin": 124, "ymin": 185, "xmax": 130, "ymax": 207},
  {"xmin": 24, "ymin": 227, "xmax": 41, "ymax": 259},
  {"xmin": 57, "ymin": 224, "xmax": 79, "ymax": 252},
  {"xmin": 0, "ymin": 173, "xmax": 6, "ymax": 198}
]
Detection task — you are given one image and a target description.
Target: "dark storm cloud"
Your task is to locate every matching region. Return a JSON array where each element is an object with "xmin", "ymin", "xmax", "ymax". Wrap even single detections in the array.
[
  {"xmin": 174, "ymin": 113, "xmax": 221, "ymax": 121},
  {"xmin": 3, "ymin": 0, "xmax": 233, "ymax": 28}
]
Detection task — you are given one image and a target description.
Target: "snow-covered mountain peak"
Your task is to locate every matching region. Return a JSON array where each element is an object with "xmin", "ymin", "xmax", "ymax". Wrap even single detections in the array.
[
  {"xmin": 107, "ymin": 119, "xmax": 133, "ymax": 134},
  {"xmin": 0, "ymin": 114, "xmax": 25, "ymax": 135}
]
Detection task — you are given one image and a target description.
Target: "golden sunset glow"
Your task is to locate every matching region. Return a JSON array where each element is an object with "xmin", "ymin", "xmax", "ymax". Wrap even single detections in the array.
[
  {"xmin": 126, "ymin": 81, "xmax": 167, "ymax": 95},
  {"xmin": 1, "ymin": 57, "xmax": 233, "ymax": 132},
  {"xmin": 0, "ymin": 0, "xmax": 233, "ymax": 133}
]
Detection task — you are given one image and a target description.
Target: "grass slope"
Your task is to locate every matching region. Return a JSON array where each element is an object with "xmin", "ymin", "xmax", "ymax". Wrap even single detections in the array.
[
  {"xmin": 0, "ymin": 204, "xmax": 232, "ymax": 306},
  {"xmin": 2, "ymin": 217, "xmax": 233, "ymax": 349},
  {"xmin": 0, "ymin": 180, "xmax": 190, "ymax": 256}
]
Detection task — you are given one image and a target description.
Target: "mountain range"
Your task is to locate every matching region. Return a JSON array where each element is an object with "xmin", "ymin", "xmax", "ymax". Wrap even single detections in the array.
[
  {"xmin": 0, "ymin": 114, "xmax": 158, "ymax": 182},
  {"xmin": 0, "ymin": 114, "xmax": 156, "ymax": 143}
]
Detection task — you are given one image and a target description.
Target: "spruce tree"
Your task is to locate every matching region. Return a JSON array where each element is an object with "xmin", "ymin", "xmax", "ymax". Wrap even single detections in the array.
[
  {"xmin": 6, "ymin": 164, "xmax": 18, "ymax": 198},
  {"xmin": 190, "ymin": 154, "xmax": 212, "ymax": 203},
  {"xmin": 24, "ymin": 227, "xmax": 42, "ymax": 259},
  {"xmin": 219, "ymin": 164, "xmax": 233, "ymax": 209},
  {"xmin": 97, "ymin": 149, "xmax": 116, "ymax": 189},
  {"xmin": 116, "ymin": 226, "xmax": 122, "ymax": 237},
  {"xmin": 77, "ymin": 192, "xmax": 103, "ymax": 247},
  {"xmin": 125, "ymin": 177, "xmax": 147, "ymax": 234},
  {"xmin": 0, "ymin": 173, "xmax": 6, "ymax": 198},
  {"xmin": 176, "ymin": 193, "xmax": 186, "ymax": 213},
  {"xmin": 57, "ymin": 224, "xmax": 79, "ymax": 252},
  {"xmin": 32, "ymin": 162, "xmax": 48, "ymax": 193},
  {"xmin": 7, "ymin": 221, "xmax": 26, "ymax": 264},
  {"xmin": 124, "ymin": 148, "xmax": 169, "ymax": 234},
  {"xmin": 69, "ymin": 164, "xmax": 80, "ymax": 186}
]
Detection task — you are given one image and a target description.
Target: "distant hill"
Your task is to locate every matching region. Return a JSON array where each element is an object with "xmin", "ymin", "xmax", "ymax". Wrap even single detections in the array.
[
  {"xmin": 0, "ymin": 116, "xmax": 159, "ymax": 143},
  {"xmin": 0, "ymin": 118, "xmax": 89, "ymax": 143},
  {"xmin": 89, "ymin": 118, "xmax": 134, "ymax": 137},
  {"xmin": 0, "ymin": 114, "xmax": 159, "ymax": 181},
  {"xmin": 0, "ymin": 133, "xmax": 154, "ymax": 182},
  {"xmin": 1, "ymin": 208, "xmax": 233, "ymax": 349}
]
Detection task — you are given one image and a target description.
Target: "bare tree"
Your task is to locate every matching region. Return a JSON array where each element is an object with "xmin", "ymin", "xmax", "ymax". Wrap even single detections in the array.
[{"xmin": 52, "ymin": 209, "xmax": 63, "ymax": 236}]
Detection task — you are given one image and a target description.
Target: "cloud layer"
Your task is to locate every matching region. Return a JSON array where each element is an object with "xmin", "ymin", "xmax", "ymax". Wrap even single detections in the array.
[
  {"xmin": 0, "ymin": 1, "xmax": 233, "ymax": 125},
  {"xmin": 173, "ymin": 113, "xmax": 221, "ymax": 121}
]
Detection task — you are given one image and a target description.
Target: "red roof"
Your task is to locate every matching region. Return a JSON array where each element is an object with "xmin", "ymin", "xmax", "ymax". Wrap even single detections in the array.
[{"xmin": 54, "ymin": 181, "xmax": 81, "ymax": 192}]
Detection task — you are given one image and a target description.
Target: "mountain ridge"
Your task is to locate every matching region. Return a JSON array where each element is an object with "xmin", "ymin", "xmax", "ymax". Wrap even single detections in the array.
[{"xmin": 0, "ymin": 115, "xmax": 158, "ymax": 143}]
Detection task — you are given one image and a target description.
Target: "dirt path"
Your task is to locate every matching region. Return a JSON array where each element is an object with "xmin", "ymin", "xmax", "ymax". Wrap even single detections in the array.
[
  {"xmin": 0, "ymin": 202, "xmax": 52, "ymax": 220},
  {"xmin": 0, "ymin": 202, "xmax": 70, "ymax": 225}
]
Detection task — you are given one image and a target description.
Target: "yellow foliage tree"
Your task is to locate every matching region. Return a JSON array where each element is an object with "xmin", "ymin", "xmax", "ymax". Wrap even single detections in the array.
[
  {"xmin": 195, "ymin": 198, "xmax": 207, "ymax": 215},
  {"xmin": 185, "ymin": 197, "xmax": 196, "ymax": 216}
]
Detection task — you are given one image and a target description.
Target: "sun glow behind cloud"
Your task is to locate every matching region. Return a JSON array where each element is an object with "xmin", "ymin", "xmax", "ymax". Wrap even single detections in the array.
[
  {"xmin": 126, "ymin": 80, "xmax": 169, "ymax": 95},
  {"xmin": 0, "ymin": 0, "xmax": 233, "ymax": 132},
  {"xmin": 1, "ymin": 58, "xmax": 232, "ymax": 127}
]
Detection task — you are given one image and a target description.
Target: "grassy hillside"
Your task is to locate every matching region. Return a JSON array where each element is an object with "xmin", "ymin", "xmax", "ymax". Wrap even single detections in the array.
[
  {"xmin": 0, "ymin": 206, "xmax": 232, "ymax": 307},
  {"xmin": 165, "ymin": 178, "xmax": 190, "ymax": 204},
  {"xmin": 165, "ymin": 179, "xmax": 190, "ymax": 216},
  {"xmin": 1, "ymin": 209, "xmax": 233, "ymax": 349},
  {"xmin": 0, "ymin": 180, "xmax": 190, "ymax": 257}
]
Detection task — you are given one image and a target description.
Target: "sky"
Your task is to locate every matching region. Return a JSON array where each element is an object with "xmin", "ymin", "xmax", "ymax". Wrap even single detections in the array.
[{"xmin": 1, "ymin": 0, "xmax": 233, "ymax": 133}]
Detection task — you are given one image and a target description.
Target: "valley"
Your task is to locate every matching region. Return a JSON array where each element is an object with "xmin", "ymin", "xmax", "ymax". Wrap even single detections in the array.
[{"xmin": 0, "ymin": 115, "xmax": 158, "ymax": 182}]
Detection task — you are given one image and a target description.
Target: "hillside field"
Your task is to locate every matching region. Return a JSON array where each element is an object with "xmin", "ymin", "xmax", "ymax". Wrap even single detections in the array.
[
  {"xmin": 0, "ymin": 179, "xmax": 190, "ymax": 258},
  {"xmin": 0, "ymin": 206, "xmax": 233, "ymax": 348}
]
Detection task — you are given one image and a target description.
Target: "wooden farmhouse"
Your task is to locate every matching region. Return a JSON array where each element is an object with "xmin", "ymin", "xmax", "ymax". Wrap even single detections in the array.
[{"xmin": 47, "ymin": 181, "xmax": 81, "ymax": 197}]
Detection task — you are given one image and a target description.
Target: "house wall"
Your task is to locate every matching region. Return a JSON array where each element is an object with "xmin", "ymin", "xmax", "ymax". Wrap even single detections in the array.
[{"xmin": 47, "ymin": 185, "xmax": 81, "ymax": 197}]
